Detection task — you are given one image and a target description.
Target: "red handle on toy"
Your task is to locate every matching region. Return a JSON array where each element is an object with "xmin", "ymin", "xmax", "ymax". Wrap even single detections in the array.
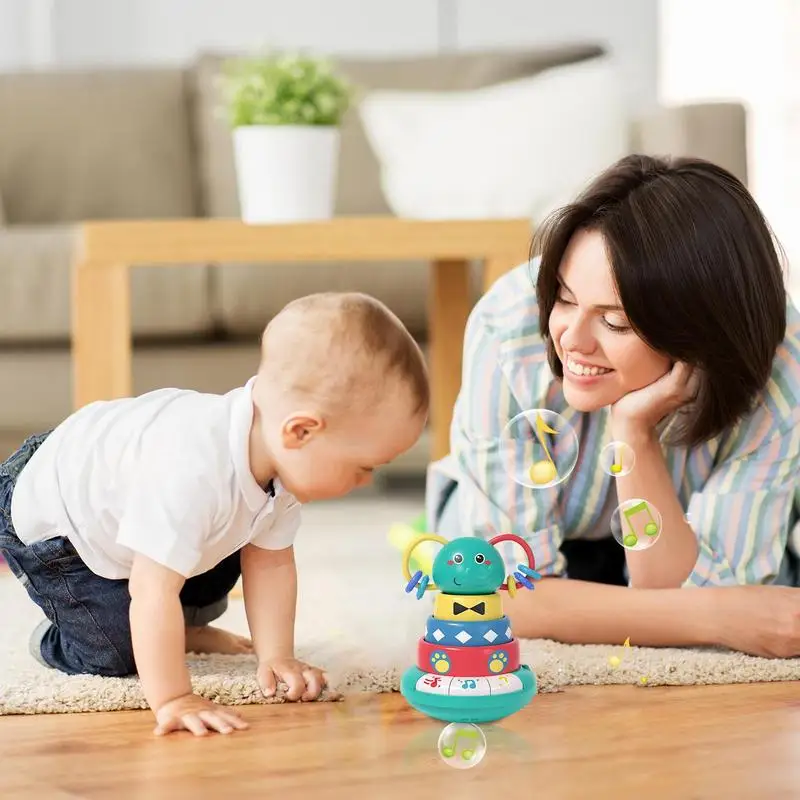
[{"xmin": 488, "ymin": 533, "xmax": 536, "ymax": 591}]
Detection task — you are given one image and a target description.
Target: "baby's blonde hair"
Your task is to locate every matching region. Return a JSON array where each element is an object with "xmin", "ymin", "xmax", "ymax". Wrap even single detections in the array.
[{"xmin": 258, "ymin": 292, "xmax": 429, "ymax": 419}]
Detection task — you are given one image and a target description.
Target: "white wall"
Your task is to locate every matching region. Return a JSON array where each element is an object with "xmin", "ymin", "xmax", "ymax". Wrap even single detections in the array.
[
  {"xmin": 0, "ymin": 0, "xmax": 659, "ymax": 110},
  {"xmin": 658, "ymin": 0, "xmax": 799, "ymax": 294},
  {"xmin": 455, "ymin": 0, "xmax": 659, "ymax": 112},
  {"xmin": 50, "ymin": 0, "xmax": 441, "ymax": 64},
  {"xmin": 0, "ymin": 0, "xmax": 41, "ymax": 70}
]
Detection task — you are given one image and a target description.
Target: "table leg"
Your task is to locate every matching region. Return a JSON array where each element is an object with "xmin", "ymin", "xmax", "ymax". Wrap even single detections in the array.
[
  {"xmin": 482, "ymin": 254, "xmax": 521, "ymax": 295},
  {"xmin": 71, "ymin": 261, "xmax": 132, "ymax": 410},
  {"xmin": 429, "ymin": 259, "xmax": 472, "ymax": 462}
]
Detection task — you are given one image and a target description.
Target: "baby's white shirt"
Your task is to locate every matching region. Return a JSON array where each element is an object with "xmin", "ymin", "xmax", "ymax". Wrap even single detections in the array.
[{"xmin": 10, "ymin": 377, "xmax": 300, "ymax": 579}]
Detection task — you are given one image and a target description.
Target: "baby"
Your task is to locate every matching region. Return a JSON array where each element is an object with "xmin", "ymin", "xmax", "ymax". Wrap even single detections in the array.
[{"xmin": 0, "ymin": 292, "xmax": 428, "ymax": 737}]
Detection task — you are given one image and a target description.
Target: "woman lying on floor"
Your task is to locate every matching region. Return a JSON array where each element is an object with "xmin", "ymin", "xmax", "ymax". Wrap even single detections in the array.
[{"xmin": 426, "ymin": 154, "xmax": 800, "ymax": 659}]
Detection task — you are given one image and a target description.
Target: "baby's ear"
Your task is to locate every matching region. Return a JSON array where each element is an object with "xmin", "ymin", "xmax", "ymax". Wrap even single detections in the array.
[{"xmin": 281, "ymin": 413, "xmax": 323, "ymax": 448}]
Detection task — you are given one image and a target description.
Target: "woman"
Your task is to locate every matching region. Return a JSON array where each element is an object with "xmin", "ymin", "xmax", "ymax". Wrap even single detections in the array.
[{"xmin": 426, "ymin": 154, "xmax": 800, "ymax": 659}]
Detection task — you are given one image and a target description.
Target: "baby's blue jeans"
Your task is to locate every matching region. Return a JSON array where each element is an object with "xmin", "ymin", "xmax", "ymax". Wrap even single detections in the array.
[{"xmin": 0, "ymin": 432, "xmax": 241, "ymax": 677}]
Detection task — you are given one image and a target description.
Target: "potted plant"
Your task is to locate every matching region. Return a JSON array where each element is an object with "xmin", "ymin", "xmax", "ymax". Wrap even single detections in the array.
[{"xmin": 221, "ymin": 52, "xmax": 355, "ymax": 224}]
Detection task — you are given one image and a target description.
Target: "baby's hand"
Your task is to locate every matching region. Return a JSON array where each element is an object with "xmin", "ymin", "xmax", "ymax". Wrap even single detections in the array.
[
  {"xmin": 154, "ymin": 693, "xmax": 249, "ymax": 737},
  {"xmin": 257, "ymin": 657, "xmax": 331, "ymax": 702}
]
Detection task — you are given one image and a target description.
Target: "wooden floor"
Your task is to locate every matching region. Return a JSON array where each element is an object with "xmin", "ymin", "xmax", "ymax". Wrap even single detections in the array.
[{"xmin": 2, "ymin": 683, "xmax": 800, "ymax": 799}]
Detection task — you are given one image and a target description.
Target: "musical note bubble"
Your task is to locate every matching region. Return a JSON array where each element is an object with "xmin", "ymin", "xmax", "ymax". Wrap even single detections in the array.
[
  {"xmin": 607, "ymin": 636, "xmax": 631, "ymax": 669},
  {"xmin": 500, "ymin": 409, "xmax": 579, "ymax": 489},
  {"xmin": 437, "ymin": 722, "xmax": 487, "ymax": 769},
  {"xmin": 600, "ymin": 440, "xmax": 636, "ymax": 477},
  {"xmin": 611, "ymin": 499, "xmax": 662, "ymax": 550}
]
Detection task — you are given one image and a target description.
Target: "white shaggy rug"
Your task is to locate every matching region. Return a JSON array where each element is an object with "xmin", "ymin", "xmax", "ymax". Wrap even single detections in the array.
[{"xmin": 2, "ymin": 494, "xmax": 800, "ymax": 715}]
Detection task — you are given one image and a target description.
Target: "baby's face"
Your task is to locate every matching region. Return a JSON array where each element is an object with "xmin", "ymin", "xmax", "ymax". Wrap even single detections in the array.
[{"xmin": 270, "ymin": 389, "xmax": 425, "ymax": 503}]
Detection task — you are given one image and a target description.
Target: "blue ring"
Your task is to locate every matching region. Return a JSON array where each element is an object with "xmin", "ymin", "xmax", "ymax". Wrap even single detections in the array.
[{"xmin": 424, "ymin": 616, "xmax": 513, "ymax": 647}]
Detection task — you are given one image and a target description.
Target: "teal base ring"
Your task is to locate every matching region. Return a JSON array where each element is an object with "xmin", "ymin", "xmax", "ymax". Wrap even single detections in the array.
[{"xmin": 400, "ymin": 664, "xmax": 537, "ymax": 724}]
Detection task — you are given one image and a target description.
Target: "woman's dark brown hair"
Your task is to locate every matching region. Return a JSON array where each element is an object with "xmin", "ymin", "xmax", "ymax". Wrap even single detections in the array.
[{"xmin": 532, "ymin": 154, "xmax": 787, "ymax": 447}]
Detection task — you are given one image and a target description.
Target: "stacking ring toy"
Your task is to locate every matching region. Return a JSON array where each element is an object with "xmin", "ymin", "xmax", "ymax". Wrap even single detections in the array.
[
  {"xmin": 418, "ymin": 639, "xmax": 520, "ymax": 676},
  {"xmin": 433, "ymin": 592, "xmax": 503, "ymax": 622},
  {"xmin": 425, "ymin": 616, "xmax": 513, "ymax": 647},
  {"xmin": 399, "ymin": 532, "xmax": 540, "ymax": 724}
]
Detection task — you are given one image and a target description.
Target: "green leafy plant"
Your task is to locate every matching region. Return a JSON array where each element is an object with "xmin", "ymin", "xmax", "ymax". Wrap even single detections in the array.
[{"xmin": 221, "ymin": 52, "xmax": 355, "ymax": 127}]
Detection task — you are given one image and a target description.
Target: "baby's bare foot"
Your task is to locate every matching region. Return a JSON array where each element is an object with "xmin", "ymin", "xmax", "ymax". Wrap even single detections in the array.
[{"xmin": 185, "ymin": 625, "xmax": 254, "ymax": 655}]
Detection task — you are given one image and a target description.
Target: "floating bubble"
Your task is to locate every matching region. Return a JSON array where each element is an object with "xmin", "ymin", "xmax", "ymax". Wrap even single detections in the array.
[
  {"xmin": 500, "ymin": 408, "xmax": 579, "ymax": 489},
  {"xmin": 600, "ymin": 440, "xmax": 636, "ymax": 477},
  {"xmin": 611, "ymin": 498, "xmax": 662, "ymax": 551},
  {"xmin": 437, "ymin": 722, "xmax": 487, "ymax": 769}
]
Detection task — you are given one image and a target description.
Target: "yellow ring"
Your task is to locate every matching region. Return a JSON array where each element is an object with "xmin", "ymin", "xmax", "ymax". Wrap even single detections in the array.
[
  {"xmin": 402, "ymin": 533, "xmax": 448, "ymax": 592},
  {"xmin": 434, "ymin": 592, "xmax": 504, "ymax": 621}
]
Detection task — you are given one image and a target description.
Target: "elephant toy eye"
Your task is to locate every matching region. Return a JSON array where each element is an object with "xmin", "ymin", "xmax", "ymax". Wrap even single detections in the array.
[
  {"xmin": 474, "ymin": 553, "xmax": 485, "ymax": 564},
  {"xmin": 453, "ymin": 553, "xmax": 463, "ymax": 564}
]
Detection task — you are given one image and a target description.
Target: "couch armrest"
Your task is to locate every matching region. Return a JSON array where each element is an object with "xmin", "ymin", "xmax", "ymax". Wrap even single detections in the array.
[{"xmin": 630, "ymin": 102, "xmax": 748, "ymax": 186}]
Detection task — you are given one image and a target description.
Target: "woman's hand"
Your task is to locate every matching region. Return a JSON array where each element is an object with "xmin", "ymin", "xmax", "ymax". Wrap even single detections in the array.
[
  {"xmin": 712, "ymin": 585, "xmax": 800, "ymax": 658},
  {"xmin": 611, "ymin": 361, "xmax": 699, "ymax": 437}
]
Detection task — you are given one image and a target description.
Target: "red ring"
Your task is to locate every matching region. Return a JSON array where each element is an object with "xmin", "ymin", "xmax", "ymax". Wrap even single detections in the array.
[
  {"xmin": 417, "ymin": 638, "xmax": 520, "ymax": 677},
  {"xmin": 487, "ymin": 533, "xmax": 536, "ymax": 591}
]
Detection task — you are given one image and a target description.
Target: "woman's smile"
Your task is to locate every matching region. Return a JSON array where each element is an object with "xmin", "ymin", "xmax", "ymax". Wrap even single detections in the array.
[{"xmin": 564, "ymin": 354, "xmax": 614, "ymax": 380}]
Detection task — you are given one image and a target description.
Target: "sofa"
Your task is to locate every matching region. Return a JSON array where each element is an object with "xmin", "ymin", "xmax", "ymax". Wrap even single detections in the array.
[{"xmin": 0, "ymin": 43, "xmax": 748, "ymax": 470}]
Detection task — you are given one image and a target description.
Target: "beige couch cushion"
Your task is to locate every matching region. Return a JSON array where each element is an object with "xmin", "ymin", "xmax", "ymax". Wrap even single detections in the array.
[
  {"xmin": 0, "ymin": 67, "xmax": 215, "ymax": 340},
  {"xmin": 0, "ymin": 67, "xmax": 200, "ymax": 224},
  {"xmin": 0, "ymin": 226, "xmax": 214, "ymax": 342},
  {"xmin": 191, "ymin": 45, "xmax": 603, "ymax": 338}
]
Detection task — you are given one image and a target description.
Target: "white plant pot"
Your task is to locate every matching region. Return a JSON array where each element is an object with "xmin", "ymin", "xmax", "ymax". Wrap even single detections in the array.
[{"xmin": 233, "ymin": 125, "xmax": 340, "ymax": 224}]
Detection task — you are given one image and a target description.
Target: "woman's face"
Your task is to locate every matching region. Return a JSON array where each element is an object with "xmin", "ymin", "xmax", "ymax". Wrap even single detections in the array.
[{"xmin": 548, "ymin": 228, "xmax": 671, "ymax": 411}]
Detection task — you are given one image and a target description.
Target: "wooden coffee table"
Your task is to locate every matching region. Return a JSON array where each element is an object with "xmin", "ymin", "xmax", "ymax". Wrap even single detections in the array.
[{"xmin": 71, "ymin": 216, "xmax": 531, "ymax": 461}]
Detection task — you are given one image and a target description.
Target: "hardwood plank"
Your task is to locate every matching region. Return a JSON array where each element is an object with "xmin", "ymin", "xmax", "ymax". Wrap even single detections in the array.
[
  {"xmin": 2, "ymin": 684, "xmax": 800, "ymax": 798},
  {"xmin": 77, "ymin": 217, "xmax": 532, "ymax": 265}
]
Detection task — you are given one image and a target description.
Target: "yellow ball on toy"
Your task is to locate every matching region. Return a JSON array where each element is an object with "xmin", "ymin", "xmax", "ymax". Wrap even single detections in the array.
[{"xmin": 529, "ymin": 459, "xmax": 558, "ymax": 485}]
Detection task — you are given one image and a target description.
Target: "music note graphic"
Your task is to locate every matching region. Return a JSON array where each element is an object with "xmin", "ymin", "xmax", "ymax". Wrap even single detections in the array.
[
  {"xmin": 610, "ymin": 443, "xmax": 622, "ymax": 475},
  {"xmin": 604, "ymin": 440, "xmax": 635, "ymax": 478},
  {"xmin": 608, "ymin": 636, "xmax": 631, "ymax": 669},
  {"xmin": 460, "ymin": 679, "xmax": 477, "ymax": 690},
  {"xmin": 441, "ymin": 728, "xmax": 480, "ymax": 760},
  {"xmin": 529, "ymin": 412, "xmax": 559, "ymax": 485},
  {"xmin": 621, "ymin": 501, "xmax": 660, "ymax": 548},
  {"xmin": 498, "ymin": 675, "xmax": 510, "ymax": 686}
]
